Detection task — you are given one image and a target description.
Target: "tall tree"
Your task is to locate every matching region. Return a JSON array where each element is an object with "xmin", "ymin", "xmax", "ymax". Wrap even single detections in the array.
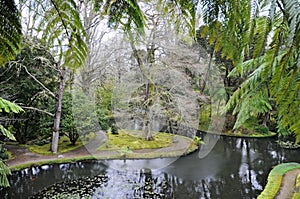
[{"xmin": 29, "ymin": 0, "xmax": 88, "ymax": 153}]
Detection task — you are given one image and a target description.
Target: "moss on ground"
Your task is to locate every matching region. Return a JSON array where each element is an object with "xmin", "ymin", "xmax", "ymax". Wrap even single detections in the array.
[
  {"xmin": 10, "ymin": 131, "xmax": 198, "ymax": 170},
  {"xmin": 258, "ymin": 162, "xmax": 300, "ymax": 199},
  {"xmin": 97, "ymin": 130, "xmax": 173, "ymax": 151},
  {"xmin": 222, "ymin": 130, "xmax": 276, "ymax": 138},
  {"xmin": 29, "ymin": 133, "xmax": 95, "ymax": 155},
  {"xmin": 292, "ymin": 173, "xmax": 300, "ymax": 199}
]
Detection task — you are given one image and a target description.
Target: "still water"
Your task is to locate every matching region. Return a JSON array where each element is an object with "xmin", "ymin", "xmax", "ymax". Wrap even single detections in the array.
[{"xmin": 1, "ymin": 136, "xmax": 300, "ymax": 199}]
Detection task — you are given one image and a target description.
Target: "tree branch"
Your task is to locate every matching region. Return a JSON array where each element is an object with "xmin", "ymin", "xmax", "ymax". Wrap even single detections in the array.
[
  {"xmin": 22, "ymin": 66, "xmax": 56, "ymax": 99},
  {"xmin": 21, "ymin": 106, "xmax": 54, "ymax": 117}
]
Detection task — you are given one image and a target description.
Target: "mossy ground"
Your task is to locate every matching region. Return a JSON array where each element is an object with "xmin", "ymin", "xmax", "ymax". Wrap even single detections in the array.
[
  {"xmin": 293, "ymin": 173, "xmax": 300, "ymax": 199},
  {"xmin": 29, "ymin": 133, "xmax": 95, "ymax": 155},
  {"xmin": 97, "ymin": 130, "xmax": 174, "ymax": 151},
  {"xmin": 8, "ymin": 130, "xmax": 198, "ymax": 171},
  {"xmin": 258, "ymin": 163, "xmax": 300, "ymax": 199},
  {"xmin": 223, "ymin": 129, "xmax": 276, "ymax": 138}
]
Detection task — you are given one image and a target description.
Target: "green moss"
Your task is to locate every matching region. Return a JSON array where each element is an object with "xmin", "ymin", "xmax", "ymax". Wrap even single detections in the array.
[
  {"xmin": 258, "ymin": 163, "xmax": 300, "ymax": 199},
  {"xmin": 9, "ymin": 143, "xmax": 198, "ymax": 171},
  {"xmin": 6, "ymin": 151, "xmax": 14, "ymax": 160},
  {"xmin": 292, "ymin": 173, "xmax": 300, "ymax": 199},
  {"xmin": 222, "ymin": 130, "xmax": 276, "ymax": 138},
  {"xmin": 198, "ymin": 104, "xmax": 211, "ymax": 131},
  {"xmin": 8, "ymin": 131, "xmax": 198, "ymax": 171},
  {"xmin": 97, "ymin": 130, "xmax": 173, "ymax": 151},
  {"xmin": 29, "ymin": 134, "xmax": 95, "ymax": 155}
]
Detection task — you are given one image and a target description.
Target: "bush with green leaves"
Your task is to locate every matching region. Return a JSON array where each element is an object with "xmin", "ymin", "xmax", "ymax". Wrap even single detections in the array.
[
  {"xmin": 95, "ymin": 80, "xmax": 115, "ymax": 131},
  {"xmin": 255, "ymin": 126, "xmax": 269, "ymax": 135}
]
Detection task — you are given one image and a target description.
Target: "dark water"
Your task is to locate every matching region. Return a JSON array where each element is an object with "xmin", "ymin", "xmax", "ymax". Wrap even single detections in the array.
[{"xmin": 1, "ymin": 136, "xmax": 300, "ymax": 199}]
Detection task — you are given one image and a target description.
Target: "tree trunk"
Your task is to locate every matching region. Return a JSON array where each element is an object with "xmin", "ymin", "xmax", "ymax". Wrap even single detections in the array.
[
  {"xmin": 262, "ymin": 112, "xmax": 269, "ymax": 127},
  {"xmin": 143, "ymin": 118, "xmax": 152, "ymax": 141},
  {"xmin": 128, "ymin": 29, "xmax": 154, "ymax": 141},
  {"xmin": 143, "ymin": 80, "xmax": 153, "ymax": 140},
  {"xmin": 51, "ymin": 65, "xmax": 67, "ymax": 153}
]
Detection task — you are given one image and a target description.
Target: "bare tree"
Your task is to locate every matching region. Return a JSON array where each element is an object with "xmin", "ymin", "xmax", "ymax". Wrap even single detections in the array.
[{"xmin": 112, "ymin": 1, "xmax": 203, "ymax": 140}]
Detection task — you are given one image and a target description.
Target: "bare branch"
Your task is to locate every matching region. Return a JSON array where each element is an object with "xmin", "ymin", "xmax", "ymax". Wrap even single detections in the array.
[
  {"xmin": 21, "ymin": 106, "xmax": 54, "ymax": 117},
  {"xmin": 22, "ymin": 65, "xmax": 56, "ymax": 98}
]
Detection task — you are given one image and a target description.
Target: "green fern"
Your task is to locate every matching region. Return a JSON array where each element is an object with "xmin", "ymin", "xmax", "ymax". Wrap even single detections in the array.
[
  {"xmin": 0, "ymin": 0, "xmax": 22, "ymax": 66},
  {"xmin": 39, "ymin": 0, "xmax": 88, "ymax": 69},
  {"xmin": 203, "ymin": 0, "xmax": 300, "ymax": 141},
  {"xmin": 0, "ymin": 97, "xmax": 23, "ymax": 114},
  {"xmin": 0, "ymin": 97, "xmax": 23, "ymax": 141},
  {"xmin": 0, "ymin": 161, "xmax": 11, "ymax": 187}
]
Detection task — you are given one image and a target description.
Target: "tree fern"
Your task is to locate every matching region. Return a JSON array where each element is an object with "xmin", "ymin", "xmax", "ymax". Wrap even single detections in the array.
[
  {"xmin": 0, "ymin": 97, "xmax": 24, "ymax": 140},
  {"xmin": 0, "ymin": 161, "xmax": 11, "ymax": 187},
  {"xmin": 0, "ymin": 0, "xmax": 22, "ymax": 66},
  {"xmin": 202, "ymin": 0, "xmax": 300, "ymax": 142},
  {"xmin": 38, "ymin": 0, "xmax": 88, "ymax": 69},
  {"xmin": 0, "ymin": 97, "xmax": 23, "ymax": 187}
]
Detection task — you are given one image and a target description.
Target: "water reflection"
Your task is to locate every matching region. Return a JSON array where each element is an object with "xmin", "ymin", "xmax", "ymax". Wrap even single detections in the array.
[{"xmin": 0, "ymin": 136, "xmax": 299, "ymax": 199}]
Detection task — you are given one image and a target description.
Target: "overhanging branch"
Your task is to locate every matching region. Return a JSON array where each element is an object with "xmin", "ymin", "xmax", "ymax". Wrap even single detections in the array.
[
  {"xmin": 22, "ymin": 66, "xmax": 56, "ymax": 98},
  {"xmin": 22, "ymin": 106, "xmax": 54, "ymax": 117}
]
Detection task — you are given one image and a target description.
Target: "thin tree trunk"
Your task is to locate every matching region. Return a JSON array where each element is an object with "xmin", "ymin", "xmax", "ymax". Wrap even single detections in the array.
[
  {"xmin": 127, "ymin": 30, "xmax": 154, "ymax": 140},
  {"xmin": 262, "ymin": 112, "xmax": 269, "ymax": 127},
  {"xmin": 51, "ymin": 65, "xmax": 67, "ymax": 153},
  {"xmin": 201, "ymin": 46, "xmax": 214, "ymax": 94}
]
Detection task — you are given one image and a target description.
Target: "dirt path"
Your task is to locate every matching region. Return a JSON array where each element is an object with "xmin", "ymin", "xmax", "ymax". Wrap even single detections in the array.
[
  {"xmin": 5, "ymin": 133, "xmax": 194, "ymax": 169},
  {"xmin": 276, "ymin": 169, "xmax": 300, "ymax": 199}
]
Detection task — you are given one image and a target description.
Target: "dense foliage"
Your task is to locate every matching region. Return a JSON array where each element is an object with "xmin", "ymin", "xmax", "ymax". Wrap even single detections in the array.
[{"xmin": 200, "ymin": 0, "xmax": 300, "ymax": 142}]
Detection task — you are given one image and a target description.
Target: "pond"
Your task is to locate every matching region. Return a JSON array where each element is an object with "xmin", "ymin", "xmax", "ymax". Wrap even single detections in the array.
[{"xmin": 1, "ymin": 135, "xmax": 300, "ymax": 198}]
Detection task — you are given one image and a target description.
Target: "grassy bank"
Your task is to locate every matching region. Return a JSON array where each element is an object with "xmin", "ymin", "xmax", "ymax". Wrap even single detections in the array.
[{"xmin": 258, "ymin": 162, "xmax": 300, "ymax": 199}]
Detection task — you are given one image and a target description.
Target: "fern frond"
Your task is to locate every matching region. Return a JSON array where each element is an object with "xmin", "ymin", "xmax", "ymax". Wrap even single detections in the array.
[
  {"xmin": 0, "ymin": 97, "xmax": 23, "ymax": 113},
  {"xmin": 0, "ymin": 0, "xmax": 22, "ymax": 66},
  {"xmin": 233, "ymin": 89, "xmax": 272, "ymax": 129},
  {"xmin": 0, "ymin": 161, "xmax": 11, "ymax": 187},
  {"xmin": 0, "ymin": 125, "xmax": 15, "ymax": 141},
  {"xmin": 39, "ymin": 0, "xmax": 88, "ymax": 69}
]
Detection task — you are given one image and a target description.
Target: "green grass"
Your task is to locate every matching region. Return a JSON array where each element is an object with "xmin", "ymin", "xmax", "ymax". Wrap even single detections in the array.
[
  {"xmin": 98, "ymin": 130, "xmax": 173, "ymax": 151},
  {"xmin": 29, "ymin": 133, "xmax": 95, "ymax": 155},
  {"xmin": 258, "ymin": 163, "xmax": 300, "ymax": 199}
]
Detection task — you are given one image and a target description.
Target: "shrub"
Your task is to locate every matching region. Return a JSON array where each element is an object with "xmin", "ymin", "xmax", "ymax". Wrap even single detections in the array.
[
  {"xmin": 111, "ymin": 125, "xmax": 118, "ymax": 135},
  {"xmin": 255, "ymin": 125, "xmax": 269, "ymax": 134}
]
